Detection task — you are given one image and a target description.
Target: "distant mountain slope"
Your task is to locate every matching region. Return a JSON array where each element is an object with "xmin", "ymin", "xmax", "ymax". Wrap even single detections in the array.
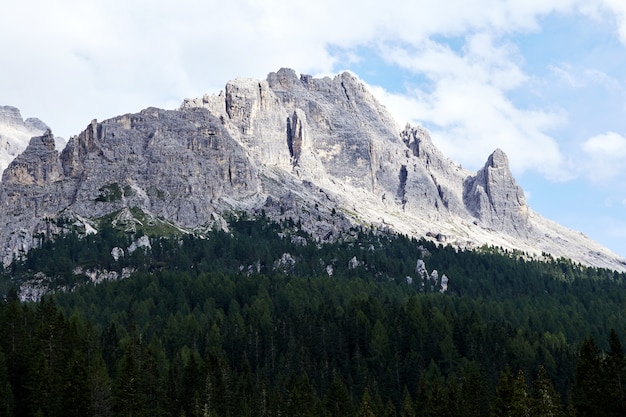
[
  {"xmin": 0, "ymin": 106, "xmax": 47, "ymax": 174},
  {"xmin": 1, "ymin": 69, "xmax": 624, "ymax": 271},
  {"xmin": 0, "ymin": 105, "xmax": 65, "ymax": 174}
]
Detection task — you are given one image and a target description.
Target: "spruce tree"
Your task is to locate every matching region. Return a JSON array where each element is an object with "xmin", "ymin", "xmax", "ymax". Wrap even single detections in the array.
[
  {"xmin": 603, "ymin": 329, "xmax": 626, "ymax": 417},
  {"xmin": 358, "ymin": 387, "xmax": 377, "ymax": 417},
  {"xmin": 0, "ymin": 350, "xmax": 14, "ymax": 417},
  {"xmin": 531, "ymin": 365, "xmax": 563, "ymax": 417},
  {"xmin": 573, "ymin": 337, "xmax": 603, "ymax": 417},
  {"xmin": 324, "ymin": 375, "xmax": 353, "ymax": 417},
  {"xmin": 510, "ymin": 369, "xmax": 531, "ymax": 417},
  {"xmin": 491, "ymin": 367, "xmax": 514, "ymax": 417},
  {"xmin": 399, "ymin": 387, "xmax": 415, "ymax": 417}
]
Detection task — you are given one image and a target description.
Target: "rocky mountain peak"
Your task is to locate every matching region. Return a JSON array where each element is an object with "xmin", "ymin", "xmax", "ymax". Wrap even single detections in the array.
[
  {"xmin": 0, "ymin": 106, "xmax": 50, "ymax": 134},
  {"xmin": 0, "ymin": 70, "xmax": 624, "ymax": 271},
  {"xmin": 267, "ymin": 67, "xmax": 302, "ymax": 89},
  {"xmin": 3, "ymin": 129, "xmax": 61, "ymax": 186},
  {"xmin": 486, "ymin": 148, "xmax": 509, "ymax": 169},
  {"xmin": 463, "ymin": 148, "xmax": 528, "ymax": 236},
  {"xmin": 25, "ymin": 117, "xmax": 49, "ymax": 132},
  {"xmin": 0, "ymin": 105, "xmax": 53, "ymax": 175},
  {"xmin": 0, "ymin": 106, "xmax": 25, "ymax": 127}
]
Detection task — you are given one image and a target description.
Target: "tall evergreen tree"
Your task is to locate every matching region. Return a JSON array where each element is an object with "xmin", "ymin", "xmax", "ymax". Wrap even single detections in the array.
[
  {"xmin": 491, "ymin": 367, "xmax": 515, "ymax": 417},
  {"xmin": 62, "ymin": 350, "xmax": 93, "ymax": 417},
  {"xmin": 399, "ymin": 387, "xmax": 416, "ymax": 417},
  {"xmin": 285, "ymin": 371, "xmax": 321, "ymax": 417},
  {"xmin": 358, "ymin": 387, "xmax": 377, "ymax": 417},
  {"xmin": 114, "ymin": 339, "xmax": 146, "ymax": 417},
  {"xmin": 510, "ymin": 369, "xmax": 531, "ymax": 417},
  {"xmin": 0, "ymin": 349, "xmax": 14, "ymax": 417},
  {"xmin": 90, "ymin": 353, "xmax": 113, "ymax": 417},
  {"xmin": 573, "ymin": 337, "xmax": 604, "ymax": 417},
  {"xmin": 531, "ymin": 366, "xmax": 563, "ymax": 417},
  {"xmin": 603, "ymin": 329, "xmax": 626, "ymax": 417},
  {"xmin": 324, "ymin": 375, "xmax": 353, "ymax": 417},
  {"xmin": 457, "ymin": 361, "xmax": 487, "ymax": 417}
]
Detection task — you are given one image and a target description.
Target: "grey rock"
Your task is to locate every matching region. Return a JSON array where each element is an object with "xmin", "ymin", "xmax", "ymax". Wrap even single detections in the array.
[
  {"xmin": 0, "ymin": 106, "xmax": 52, "ymax": 174},
  {"xmin": 463, "ymin": 148, "xmax": 529, "ymax": 236},
  {"xmin": 128, "ymin": 235, "xmax": 151, "ymax": 254},
  {"xmin": 25, "ymin": 117, "xmax": 50, "ymax": 132},
  {"xmin": 0, "ymin": 106, "xmax": 26, "ymax": 127},
  {"xmin": 274, "ymin": 253, "xmax": 296, "ymax": 273},
  {"xmin": 1, "ymin": 69, "xmax": 625, "ymax": 272},
  {"xmin": 2, "ymin": 130, "xmax": 62, "ymax": 186},
  {"xmin": 111, "ymin": 247, "xmax": 124, "ymax": 261}
]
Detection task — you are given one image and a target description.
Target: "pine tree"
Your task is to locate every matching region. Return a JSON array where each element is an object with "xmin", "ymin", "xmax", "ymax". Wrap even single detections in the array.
[
  {"xmin": 531, "ymin": 365, "xmax": 563, "ymax": 417},
  {"xmin": 285, "ymin": 371, "xmax": 321, "ymax": 417},
  {"xmin": 62, "ymin": 350, "xmax": 93, "ymax": 417},
  {"xmin": 510, "ymin": 369, "xmax": 531, "ymax": 417},
  {"xmin": 420, "ymin": 376, "xmax": 448, "ymax": 417},
  {"xmin": 573, "ymin": 337, "xmax": 604, "ymax": 417},
  {"xmin": 0, "ymin": 349, "xmax": 14, "ymax": 417},
  {"xmin": 491, "ymin": 367, "xmax": 515, "ymax": 417},
  {"xmin": 457, "ymin": 361, "xmax": 487, "ymax": 417},
  {"xmin": 114, "ymin": 340, "xmax": 144, "ymax": 417},
  {"xmin": 358, "ymin": 387, "xmax": 377, "ymax": 417},
  {"xmin": 90, "ymin": 353, "xmax": 113, "ymax": 417},
  {"xmin": 324, "ymin": 375, "xmax": 353, "ymax": 417},
  {"xmin": 399, "ymin": 387, "xmax": 416, "ymax": 417},
  {"xmin": 603, "ymin": 329, "xmax": 626, "ymax": 417}
]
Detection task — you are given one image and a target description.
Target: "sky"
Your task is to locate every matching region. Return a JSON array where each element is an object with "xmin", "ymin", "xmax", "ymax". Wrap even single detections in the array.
[{"xmin": 2, "ymin": 0, "xmax": 626, "ymax": 257}]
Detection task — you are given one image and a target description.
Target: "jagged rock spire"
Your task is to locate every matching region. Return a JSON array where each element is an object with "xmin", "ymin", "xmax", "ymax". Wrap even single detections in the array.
[
  {"xmin": 463, "ymin": 148, "xmax": 529, "ymax": 236},
  {"xmin": 2, "ymin": 130, "xmax": 61, "ymax": 186}
]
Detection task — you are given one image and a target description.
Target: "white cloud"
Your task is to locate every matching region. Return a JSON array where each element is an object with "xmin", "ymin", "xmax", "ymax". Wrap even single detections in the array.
[
  {"xmin": 371, "ymin": 34, "xmax": 569, "ymax": 178},
  {"xmin": 550, "ymin": 64, "xmax": 587, "ymax": 88},
  {"xmin": 596, "ymin": 0, "xmax": 626, "ymax": 43},
  {"xmin": 550, "ymin": 64, "xmax": 623, "ymax": 91},
  {"xmin": 0, "ymin": 1, "xmax": 583, "ymax": 129},
  {"xmin": 581, "ymin": 132, "xmax": 626, "ymax": 181},
  {"xmin": 583, "ymin": 132, "xmax": 626, "ymax": 154}
]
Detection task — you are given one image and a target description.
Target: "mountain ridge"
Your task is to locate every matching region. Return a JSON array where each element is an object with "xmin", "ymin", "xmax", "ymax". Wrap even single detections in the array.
[
  {"xmin": 0, "ymin": 105, "xmax": 51, "ymax": 175},
  {"xmin": 1, "ymin": 68, "xmax": 624, "ymax": 271}
]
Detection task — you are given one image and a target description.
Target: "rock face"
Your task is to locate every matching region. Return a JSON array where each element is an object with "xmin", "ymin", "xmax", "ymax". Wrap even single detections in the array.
[
  {"xmin": 1, "ymin": 69, "xmax": 625, "ymax": 271},
  {"xmin": 0, "ymin": 106, "xmax": 65, "ymax": 175},
  {"xmin": 464, "ymin": 149, "xmax": 529, "ymax": 236},
  {"xmin": 0, "ymin": 106, "xmax": 48, "ymax": 174}
]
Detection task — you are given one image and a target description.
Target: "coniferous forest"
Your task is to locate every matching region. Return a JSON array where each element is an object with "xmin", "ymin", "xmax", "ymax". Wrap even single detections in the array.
[{"xmin": 1, "ymin": 215, "xmax": 626, "ymax": 416}]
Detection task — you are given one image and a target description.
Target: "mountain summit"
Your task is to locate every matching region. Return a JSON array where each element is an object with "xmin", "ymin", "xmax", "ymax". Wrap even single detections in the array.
[
  {"xmin": 1, "ymin": 68, "xmax": 624, "ymax": 271},
  {"xmin": 0, "ymin": 106, "xmax": 51, "ymax": 174}
]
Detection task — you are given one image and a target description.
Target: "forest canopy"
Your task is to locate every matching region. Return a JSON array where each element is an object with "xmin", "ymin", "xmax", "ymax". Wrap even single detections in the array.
[{"xmin": 1, "ymin": 215, "xmax": 625, "ymax": 417}]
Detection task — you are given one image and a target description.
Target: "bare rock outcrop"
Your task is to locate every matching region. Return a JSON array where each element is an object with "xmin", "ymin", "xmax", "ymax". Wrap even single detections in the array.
[
  {"xmin": 0, "ymin": 69, "xmax": 624, "ymax": 271},
  {"xmin": 463, "ymin": 148, "xmax": 529, "ymax": 236},
  {"xmin": 0, "ymin": 106, "xmax": 52, "ymax": 174},
  {"xmin": 3, "ymin": 130, "xmax": 62, "ymax": 186},
  {"xmin": 399, "ymin": 125, "xmax": 469, "ymax": 216}
]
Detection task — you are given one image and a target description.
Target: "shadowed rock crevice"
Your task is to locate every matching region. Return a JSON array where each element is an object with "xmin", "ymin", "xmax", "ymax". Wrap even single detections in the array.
[
  {"xmin": 286, "ymin": 112, "xmax": 303, "ymax": 165},
  {"xmin": 397, "ymin": 165, "xmax": 408, "ymax": 209}
]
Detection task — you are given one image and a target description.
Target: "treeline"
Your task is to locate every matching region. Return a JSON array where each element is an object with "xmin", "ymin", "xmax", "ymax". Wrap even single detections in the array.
[
  {"xmin": 1, "ymin": 275, "xmax": 625, "ymax": 417},
  {"xmin": 1, "ymin": 215, "xmax": 626, "ymax": 416}
]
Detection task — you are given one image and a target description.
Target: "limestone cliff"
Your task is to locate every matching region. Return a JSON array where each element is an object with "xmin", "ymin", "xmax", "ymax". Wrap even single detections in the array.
[
  {"xmin": 464, "ymin": 149, "xmax": 529, "ymax": 236},
  {"xmin": 1, "ymin": 69, "xmax": 624, "ymax": 271},
  {"xmin": 0, "ymin": 106, "xmax": 52, "ymax": 175}
]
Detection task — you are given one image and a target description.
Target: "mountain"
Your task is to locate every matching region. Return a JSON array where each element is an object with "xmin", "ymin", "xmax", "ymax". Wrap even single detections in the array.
[
  {"xmin": 0, "ymin": 106, "xmax": 52, "ymax": 174},
  {"xmin": 1, "ymin": 68, "xmax": 624, "ymax": 271}
]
